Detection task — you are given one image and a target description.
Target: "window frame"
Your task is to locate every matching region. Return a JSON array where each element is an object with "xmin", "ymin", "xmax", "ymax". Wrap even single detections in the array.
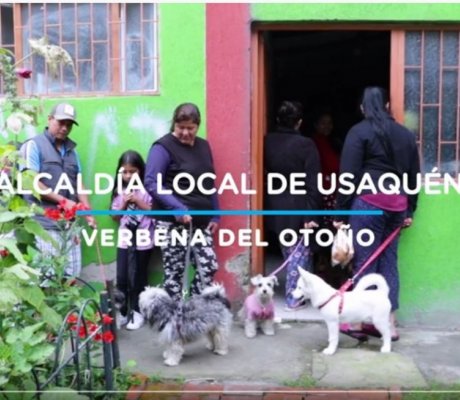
[{"xmin": 10, "ymin": 3, "xmax": 159, "ymax": 97}]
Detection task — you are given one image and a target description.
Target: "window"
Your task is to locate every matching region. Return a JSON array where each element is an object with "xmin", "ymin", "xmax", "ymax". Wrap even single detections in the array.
[
  {"xmin": 404, "ymin": 30, "xmax": 460, "ymax": 175},
  {"xmin": 0, "ymin": 4, "xmax": 15, "ymax": 94},
  {"xmin": 1, "ymin": 3, "xmax": 158, "ymax": 95}
]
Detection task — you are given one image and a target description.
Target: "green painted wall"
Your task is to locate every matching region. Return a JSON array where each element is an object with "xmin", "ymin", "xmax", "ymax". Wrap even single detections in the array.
[
  {"xmin": 10, "ymin": 4, "xmax": 206, "ymax": 266},
  {"xmin": 4, "ymin": 3, "xmax": 459, "ymax": 326},
  {"xmin": 252, "ymin": 3, "xmax": 460, "ymax": 22},
  {"xmin": 398, "ymin": 192, "xmax": 459, "ymax": 325},
  {"xmin": 252, "ymin": 2, "xmax": 460, "ymax": 327}
]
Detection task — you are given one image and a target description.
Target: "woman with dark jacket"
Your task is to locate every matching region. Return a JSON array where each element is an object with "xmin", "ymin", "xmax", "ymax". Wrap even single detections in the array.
[
  {"xmin": 335, "ymin": 87, "xmax": 420, "ymax": 341},
  {"xmin": 144, "ymin": 103, "xmax": 220, "ymax": 302},
  {"xmin": 264, "ymin": 101, "xmax": 322, "ymax": 310}
]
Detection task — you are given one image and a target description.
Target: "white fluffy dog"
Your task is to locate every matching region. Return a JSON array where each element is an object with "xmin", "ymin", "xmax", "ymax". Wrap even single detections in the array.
[
  {"xmin": 139, "ymin": 284, "xmax": 233, "ymax": 366},
  {"xmin": 292, "ymin": 267, "xmax": 392, "ymax": 355},
  {"xmin": 239, "ymin": 274, "xmax": 278, "ymax": 338}
]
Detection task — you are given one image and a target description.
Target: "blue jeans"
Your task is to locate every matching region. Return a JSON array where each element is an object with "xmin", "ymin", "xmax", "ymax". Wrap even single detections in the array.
[{"xmin": 349, "ymin": 197, "xmax": 405, "ymax": 311}]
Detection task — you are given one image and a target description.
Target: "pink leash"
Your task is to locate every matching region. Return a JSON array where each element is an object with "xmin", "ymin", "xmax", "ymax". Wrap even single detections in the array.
[
  {"xmin": 269, "ymin": 239, "xmax": 304, "ymax": 277},
  {"xmin": 318, "ymin": 226, "xmax": 402, "ymax": 312}
]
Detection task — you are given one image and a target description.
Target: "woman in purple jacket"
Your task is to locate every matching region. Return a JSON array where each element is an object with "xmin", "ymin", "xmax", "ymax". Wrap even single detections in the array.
[{"xmin": 144, "ymin": 103, "xmax": 220, "ymax": 302}]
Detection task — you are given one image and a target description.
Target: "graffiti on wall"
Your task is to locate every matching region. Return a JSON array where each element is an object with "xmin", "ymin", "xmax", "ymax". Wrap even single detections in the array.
[
  {"xmin": 1, "ymin": 103, "xmax": 168, "ymax": 177},
  {"xmin": 128, "ymin": 105, "xmax": 169, "ymax": 148},
  {"xmin": 87, "ymin": 105, "xmax": 169, "ymax": 176}
]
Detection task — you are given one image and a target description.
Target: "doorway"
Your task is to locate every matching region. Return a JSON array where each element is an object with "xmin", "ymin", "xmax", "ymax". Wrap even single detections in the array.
[
  {"xmin": 258, "ymin": 29, "xmax": 391, "ymax": 296},
  {"xmin": 266, "ymin": 30, "xmax": 391, "ymax": 144}
]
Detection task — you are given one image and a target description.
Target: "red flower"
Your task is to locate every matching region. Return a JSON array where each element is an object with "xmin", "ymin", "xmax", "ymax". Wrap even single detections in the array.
[
  {"xmin": 101, "ymin": 314, "xmax": 114, "ymax": 325},
  {"xmin": 88, "ymin": 323, "xmax": 99, "ymax": 333},
  {"xmin": 66, "ymin": 314, "xmax": 78, "ymax": 324},
  {"xmin": 78, "ymin": 326, "xmax": 87, "ymax": 339},
  {"xmin": 44, "ymin": 208, "xmax": 63, "ymax": 221},
  {"xmin": 0, "ymin": 249, "xmax": 9, "ymax": 258},
  {"xmin": 64, "ymin": 208, "xmax": 76, "ymax": 220},
  {"xmin": 101, "ymin": 331, "xmax": 114, "ymax": 343},
  {"xmin": 76, "ymin": 203, "xmax": 90, "ymax": 211},
  {"xmin": 58, "ymin": 199, "xmax": 68, "ymax": 209},
  {"xmin": 15, "ymin": 68, "xmax": 32, "ymax": 79},
  {"xmin": 94, "ymin": 333, "xmax": 102, "ymax": 342},
  {"xmin": 44, "ymin": 201, "xmax": 90, "ymax": 225}
]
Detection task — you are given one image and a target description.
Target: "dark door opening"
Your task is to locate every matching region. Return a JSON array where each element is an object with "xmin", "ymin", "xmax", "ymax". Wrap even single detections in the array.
[{"xmin": 263, "ymin": 30, "xmax": 391, "ymax": 293}]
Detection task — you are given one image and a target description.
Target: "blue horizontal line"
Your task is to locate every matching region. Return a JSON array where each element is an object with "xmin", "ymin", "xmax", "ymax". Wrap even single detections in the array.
[{"xmin": 77, "ymin": 210, "xmax": 383, "ymax": 216}]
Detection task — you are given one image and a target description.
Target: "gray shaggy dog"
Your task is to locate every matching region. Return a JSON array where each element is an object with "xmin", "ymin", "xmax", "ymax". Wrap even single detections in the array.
[{"xmin": 139, "ymin": 284, "xmax": 233, "ymax": 366}]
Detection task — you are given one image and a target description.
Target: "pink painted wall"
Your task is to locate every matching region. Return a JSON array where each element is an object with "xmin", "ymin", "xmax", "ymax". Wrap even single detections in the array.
[{"xmin": 206, "ymin": 4, "xmax": 251, "ymax": 302}]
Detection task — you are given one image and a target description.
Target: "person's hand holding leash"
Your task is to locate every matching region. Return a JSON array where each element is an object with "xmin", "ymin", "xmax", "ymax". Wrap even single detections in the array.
[
  {"xmin": 304, "ymin": 221, "xmax": 319, "ymax": 229},
  {"xmin": 207, "ymin": 221, "xmax": 219, "ymax": 234},
  {"xmin": 403, "ymin": 217, "xmax": 413, "ymax": 228}
]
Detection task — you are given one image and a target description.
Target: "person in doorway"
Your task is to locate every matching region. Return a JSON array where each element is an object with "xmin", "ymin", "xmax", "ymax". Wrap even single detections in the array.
[
  {"xmin": 20, "ymin": 103, "xmax": 96, "ymax": 278},
  {"xmin": 144, "ymin": 103, "xmax": 220, "ymax": 302},
  {"xmin": 334, "ymin": 86, "xmax": 420, "ymax": 341},
  {"xmin": 311, "ymin": 110, "xmax": 344, "ymax": 287},
  {"xmin": 111, "ymin": 150, "xmax": 154, "ymax": 330},
  {"xmin": 264, "ymin": 100, "xmax": 322, "ymax": 310},
  {"xmin": 311, "ymin": 110, "xmax": 341, "ymax": 228}
]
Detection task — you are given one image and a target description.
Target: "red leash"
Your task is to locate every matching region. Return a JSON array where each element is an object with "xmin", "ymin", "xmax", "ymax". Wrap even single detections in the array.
[{"xmin": 318, "ymin": 226, "xmax": 402, "ymax": 312}]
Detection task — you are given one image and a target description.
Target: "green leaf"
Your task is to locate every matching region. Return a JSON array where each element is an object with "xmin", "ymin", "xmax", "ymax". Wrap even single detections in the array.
[
  {"xmin": 19, "ymin": 170, "xmax": 40, "ymax": 199},
  {"xmin": 5, "ymin": 328, "xmax": 20, "ymax": 344},
  {"xmin": 0, "ymin": 238, "xmax": 27, "ymax": 264},
  {"xmin": 0, "ymin": 286, "xmax": 21, "ymax": 312},
  {"xmin": 19, "ymin": 322, "xmax": 45, "ymax": 342},
  {"xmin": 27, "ymin": 343, "xmax": 54, "ymax": 362},
  {"xmin": 0, "ymin": 221, "xmax": 16, "ymax": 235},
  {"xmin": 14, "ymin": 360, "xmax": 32, "ymax": 374},
  {"xmin": 12, "ymin": 228, "xmax": 34, "ymax": 249},
  {"xmin": 38, "ymin": 304, "xmax": 62, "ymax": 329},
  {"xmin": 0, "ymin": 144, "xmax": 17, "ymax": 158},
  {"xmin": 14, "ymin": 285, "xmax": 45, "ymax": 309},
  {"xmin": 26, "ymin": 244, "xmax": 39, "ymax": 259},
  {"xmin": 0, "ymin": 342, "xmax": 13, "ymax": 360},
  {"xmin": 0, "ymin": 211, "xmax": 18, "ymax": 223},
  {"xmin": 5, "ymin": 264, "xmax": 33, "ymax": 280},
  {"xmin": 9, "ymin": 195, "xmax": 29, "ymax": 211},
  {"xmin": 0, "ymin": 375, "xmax": 9, "ymax": 387},
  {"xmin": 0, "ymin": 47, "xmax": 14, "ymax": 57},
  {"xmin": 27, "ymin": 331, "xmax": 47, "ymax": 346},
  {"xmin": 23, "ymin": 219, "xmax": 57, "ymax": 248}
]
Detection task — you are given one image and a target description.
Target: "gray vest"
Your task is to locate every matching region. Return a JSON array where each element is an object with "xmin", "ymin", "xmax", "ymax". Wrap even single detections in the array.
[{"xmin": 24, "ymin": 130, "xmax": 79, "ymax": 229}]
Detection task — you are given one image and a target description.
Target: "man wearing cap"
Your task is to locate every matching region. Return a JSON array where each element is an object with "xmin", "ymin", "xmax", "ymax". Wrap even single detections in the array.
[{"xmin": 20, "ymin": 103, "xmax": 96, "ymax": 278}]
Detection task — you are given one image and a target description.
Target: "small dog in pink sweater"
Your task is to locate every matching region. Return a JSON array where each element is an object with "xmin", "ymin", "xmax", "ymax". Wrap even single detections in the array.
[{"xmin": 240, "ymin": 274, "xmax": 278, "ymax": 338}]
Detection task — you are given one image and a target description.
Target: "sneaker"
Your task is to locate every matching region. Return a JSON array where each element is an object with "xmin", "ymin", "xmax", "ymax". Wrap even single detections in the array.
[
  {"xmin": 284, "ymin": 297, "xmax": 307, "ymax": 311},
  {"xmin": 117, "ymin": 313, "xmax": 128, "ymax": 327},
  {"xmin": 126, "ymin": 311, "xmax": 144, "ymax": 330}
]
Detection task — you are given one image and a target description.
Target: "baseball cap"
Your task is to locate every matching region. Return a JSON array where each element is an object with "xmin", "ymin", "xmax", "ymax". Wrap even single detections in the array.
[{"xmin": 49, "ymin": 103, "xmax": 79, "ymax": 126}]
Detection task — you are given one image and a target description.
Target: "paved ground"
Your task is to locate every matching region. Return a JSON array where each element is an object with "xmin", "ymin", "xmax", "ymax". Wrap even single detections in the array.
[
  {"xmin": 117, "ymin": 315, "xmax": 460, "ymax": 398},
  {"xmin": 82, "ymin": 263, "xmax": 460, "ymax": 397}
]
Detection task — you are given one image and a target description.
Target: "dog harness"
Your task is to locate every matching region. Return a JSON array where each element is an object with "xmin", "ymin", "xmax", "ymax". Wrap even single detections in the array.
[
  {"xmin": 317, "ymin": 279, "xmax": 353, "ymax": 314},
  {"xmin": 318, "ymin": 226, "xmax": 402, "ymax": 314}
]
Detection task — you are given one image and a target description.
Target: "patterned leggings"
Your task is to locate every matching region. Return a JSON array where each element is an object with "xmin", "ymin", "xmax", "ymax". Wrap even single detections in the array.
[
  {"xmin": 157, "ymin": 221, "xmax": 218, "ymax": 302},
  {"xmin": 349, "ymin": 197, "xmax": 405, "ymax": 311},
  {"xmin": 281, "ymin": 241, "xmax": 312, "ymax": 300}
]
